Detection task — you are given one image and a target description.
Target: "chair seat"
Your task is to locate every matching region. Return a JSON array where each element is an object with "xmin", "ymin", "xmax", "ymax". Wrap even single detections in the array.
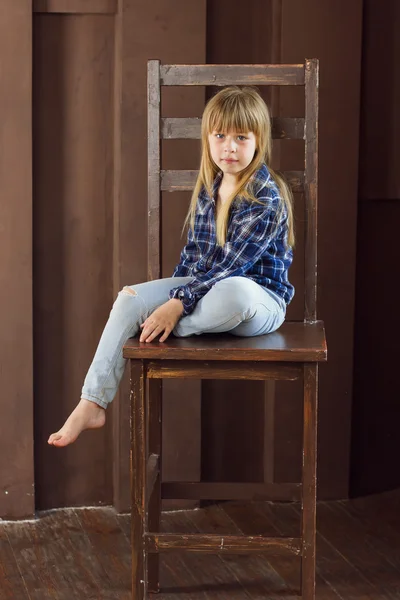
[{"xmin": 123, "ymin": 319, "xmax": 327, "ymax": 362}]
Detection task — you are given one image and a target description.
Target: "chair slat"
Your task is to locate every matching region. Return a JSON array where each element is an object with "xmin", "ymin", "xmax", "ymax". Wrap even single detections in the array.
[
  {"xmin": 161, "ymin": 117, "xmax": 305, "ymax": 140},
  {"xmin": 161, "ymin": 169, "xmax": 304, "ymax": 193},
  {"xmin": 304, "ymin": 58, "xmax": 319, "ymax": 321},
  {"xmin": 146, "ymin": 533, "xmax": 302, "ymax": 555},
  {"xmin": 147, "ymin": 60, "xmax": 161, "ymax": 281},
  {"xmin": 147, "ymin": 360, "xmax": 301, "ymax": 381},
  {"xmin": 160, "ymin": 64, "xmax": 305, "ymax": 86},
  {"xmin": 161, "ymin": 481, "xmax": 301, "ymax": 501}
]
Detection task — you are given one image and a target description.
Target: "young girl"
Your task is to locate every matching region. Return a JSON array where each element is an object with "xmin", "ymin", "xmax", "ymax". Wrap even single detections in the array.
[{"xmin": 48, "ymin": 86, "xmax": 295, "ymax": 448}]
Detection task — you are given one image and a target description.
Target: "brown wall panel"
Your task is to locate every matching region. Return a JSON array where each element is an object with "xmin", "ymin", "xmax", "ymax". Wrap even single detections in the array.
[
  {"xmin": 112, "ymin": 0, "xmax": 206, "ymax": 511},
  {"xmin": 0, "ymin": 1, "xmax": 34, "ymax": 519},
  {"xmin": 33, "ymin": 14, "xmax": 115, "ymax": 509},
  {"xmin": 358, "ymin": 0, "xmax": 400, "ymax": 200},
  {"xmin": 31, "ymin": 1, "xmax": 206, "ymax": 513},
  {"xmin": 351, "ymin": 0, "xmax": 400, "ymax": 495},
  {"xmin": 0, "ymin": 0, "xmax": 379, "ymax": 517},
  {"xmin": 277, "ymin": 0, "xmax": 363, "ymax": 498},
  {"xmin": 352, "ymin": 201, "xmax": 400, "ymax": 495}
]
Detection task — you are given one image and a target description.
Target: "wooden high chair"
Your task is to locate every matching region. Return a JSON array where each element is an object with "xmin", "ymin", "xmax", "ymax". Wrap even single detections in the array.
[{"xmin": 123, "ymin": 60, "xmax": 326, "ymax": 600}]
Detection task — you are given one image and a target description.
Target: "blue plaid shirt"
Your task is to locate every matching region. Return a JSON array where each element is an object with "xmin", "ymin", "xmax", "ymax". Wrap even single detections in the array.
[{"xmin": 169, "ymin": 164, "xmax": 294, "ymax": 315}]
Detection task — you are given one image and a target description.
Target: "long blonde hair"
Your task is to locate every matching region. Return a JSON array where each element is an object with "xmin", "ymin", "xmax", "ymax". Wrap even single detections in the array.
[{"xmin": 185, "ymin": 86, "xmax": 295, "ymax": 247}]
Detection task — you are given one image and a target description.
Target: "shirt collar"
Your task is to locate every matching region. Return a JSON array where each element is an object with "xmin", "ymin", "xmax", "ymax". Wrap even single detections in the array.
[{"xmin": 201, "ymin": 163, "xmax": 272, "ymax": 205}]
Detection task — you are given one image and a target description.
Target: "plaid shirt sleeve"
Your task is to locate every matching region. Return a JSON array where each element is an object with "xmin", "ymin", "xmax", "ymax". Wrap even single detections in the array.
[
  {"xmin": 172, "ymin": 226, "xmax": 200, "ymax": 277},
  {"xmin": 170, "ymin": 192, "xmax": 281, "ymax": 315}
]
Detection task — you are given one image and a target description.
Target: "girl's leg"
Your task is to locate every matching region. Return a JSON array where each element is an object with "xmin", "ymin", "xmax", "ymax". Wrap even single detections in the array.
[
  {"xmin": 48, "ymin": 277, "xmax": 192, "ymax": 447},
  {"xmin": 174, "ymin": 276, "xmax": 286, "ymax": 338}
]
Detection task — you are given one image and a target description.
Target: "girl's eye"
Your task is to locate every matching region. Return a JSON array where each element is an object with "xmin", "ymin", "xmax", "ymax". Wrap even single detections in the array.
[{"xmin": 214, "ymin": 133, "xmax": 247, "ymax": 140}]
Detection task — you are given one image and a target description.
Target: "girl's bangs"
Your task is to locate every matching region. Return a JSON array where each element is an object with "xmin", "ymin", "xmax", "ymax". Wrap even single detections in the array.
[{"xmin": 207, "ymin": 102, "xmax": 260, "ymax": 135}]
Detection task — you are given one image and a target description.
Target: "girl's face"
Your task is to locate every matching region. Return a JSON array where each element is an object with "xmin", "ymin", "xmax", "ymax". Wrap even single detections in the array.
[{"xmin": 208, "ymin": 130, "xmax": 257, "ymax": 178}]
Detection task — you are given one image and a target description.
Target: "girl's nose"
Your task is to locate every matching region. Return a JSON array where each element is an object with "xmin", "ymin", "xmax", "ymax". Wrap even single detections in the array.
[{"xmin": 224, "ymin": 137, "xmax": 237, "ymax": 152}]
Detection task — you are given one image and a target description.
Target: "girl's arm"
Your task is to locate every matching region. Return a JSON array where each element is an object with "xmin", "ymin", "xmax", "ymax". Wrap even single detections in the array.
[{"xmin": 170, "ymin": 197, "xmax": 285, "ymax": 315}]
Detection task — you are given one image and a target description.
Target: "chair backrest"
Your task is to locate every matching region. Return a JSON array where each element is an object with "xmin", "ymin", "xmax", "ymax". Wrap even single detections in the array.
[{"xmin": 147, "ymin": 61, "xmax": 319, "ymax": 323}]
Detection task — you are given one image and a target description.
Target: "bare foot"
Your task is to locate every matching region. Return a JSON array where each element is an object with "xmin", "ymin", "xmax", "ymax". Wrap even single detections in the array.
[{"xmin": 48, "ymin": 399, "xmax": 106, "ymax": 447}]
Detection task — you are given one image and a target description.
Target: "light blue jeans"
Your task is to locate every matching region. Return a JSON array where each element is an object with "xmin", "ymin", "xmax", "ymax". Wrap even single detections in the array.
[{"xmin": 82, "ymin": 276, "xmax": 286, "ymax": 409}]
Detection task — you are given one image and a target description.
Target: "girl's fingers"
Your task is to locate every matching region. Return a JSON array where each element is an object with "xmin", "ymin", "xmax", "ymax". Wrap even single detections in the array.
[
  {"xmin": 145, "ymin": 325, "xmax": 163, "ymax": 343},
  {"xmin": 140, "ymin": 324, "xmax": 154, "ymax": 342},
  {"xmin": 140, "ymin": 317, "xmax": 155, "ymax": 335},
  {"xmin": 159, "ymin": 328, "xmax": 171, "ymax": 343}
]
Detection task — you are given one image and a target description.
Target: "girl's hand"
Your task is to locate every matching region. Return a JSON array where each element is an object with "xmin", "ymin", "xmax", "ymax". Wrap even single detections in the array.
[{"xmin": 139, "ymin": 299, "xmax": 184, "ymax": 343}]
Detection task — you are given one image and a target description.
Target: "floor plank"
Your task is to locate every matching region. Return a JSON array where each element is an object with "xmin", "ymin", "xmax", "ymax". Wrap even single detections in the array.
[
  {"xmin": 2, "ymin": 493, "xmax": 400, "ymax": 599},
  {"xmin": 277, "ymin": 502, "xmax": 379, "ymax": 600},
  {"xmin": 4, "ymin": 509, "xmax": 108, "ymax": 600},
  {"xmin": 341, "ymin": 492, "xmax": 400, "ymax": 576},
  {"xmin": 76, "ymin": 507, "xmax": 131, "ymax": 599},
  {"xmin": 0, "ymin": 526, "xmax": 31, "ymax": 599},
  {"xmin": 315, "ymin": 501, "xmax": 400, "ymax": 599}
]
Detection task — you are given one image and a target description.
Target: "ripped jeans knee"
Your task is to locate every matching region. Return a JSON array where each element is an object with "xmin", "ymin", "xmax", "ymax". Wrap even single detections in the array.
[{"xmin": 121, "ymin": 286, "xmax": 137, "ymax": 297}]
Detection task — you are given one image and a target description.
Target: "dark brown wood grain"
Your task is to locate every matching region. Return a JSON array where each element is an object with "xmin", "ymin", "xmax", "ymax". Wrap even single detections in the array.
[
  {"xmin": 147, "ymin": 360, "xmax": 302, "ymax": 380},
  {"xmin": 33, "ymin": 0, "xmax": 118, "ymax": 12},
  {"xmin": 339, "ymin": 489, "xmax": 400, "ymax": 577},
  {"xmin": 147, "ymin": 379, "xmax": 162, "ymax": 592},
  {"xmin": 315, "ymin": 502, "xmax": 400, "ymax": 596},
  {"xmin": 146, "ymin": 533, "xmax": 302, "ymax": 555},
  {"xmin": 160, "ymin": 64, "xmax": 305, "ymax": 86},
  {"xmin": 161, "ymin": 117, "xmax": 305, "ymax": 140},
  {"xmin": 5, "ymin": 492, "xmax": 400, "ymax": 598},
  {"xmin": 269, "ymin": 501, "xmax": 382, "ymax": 600},
  {"xmin": 301, "ymin": 364, "xmax": 318, "ymax": 599},
  {"xmin": 5, "ymin": 510, "xmax": 107, "ymax": 599},
  {"xmin": 272, "ymin": 117, "xmax": 305, "ymax": 140},
  {"xmin": 0, "ymin": 0, "xmax": 34, "ymax": 520},
  {"xmin": 161, "ymin": 169, "xmax": 304, "ymax": 193},
  {"xmin": 123, "ymin": 321, "xmax": 327, "ymax": 362},
  {"xmin": 131, "ymin": 360, "xmax": 147, "ymax": 599},
  {"xmin": 75, "ymin": 508, "xmax": 131, "ymax": 598},
  {"xmin": 147, "ymin": 60, "xmax": 161, "ymax": 281},
  {"xmin": 304, "ymin": 58, "xmax": 319, "ymax": 322},
  {"xmin": 161, "ymin": 481, "xmax": 301, "ymax": 502},
  {"xmin": 0, "ymin": 528, "xmax": 30, "ymax": 599},
  {"xmin": 33, "ymin": 9, "xmax": 115, "ymax": 513}
]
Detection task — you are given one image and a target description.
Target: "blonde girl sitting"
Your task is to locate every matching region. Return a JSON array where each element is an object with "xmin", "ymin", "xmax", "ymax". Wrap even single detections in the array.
[{"xmin": 48, "ymin": 85, "xmax": 295, "ymax": 448}]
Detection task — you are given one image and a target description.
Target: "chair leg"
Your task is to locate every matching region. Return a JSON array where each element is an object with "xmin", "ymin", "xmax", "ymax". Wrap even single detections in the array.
[
  {"xmin": 131, "ymin": 360, "xmax": 148, "ymax": 600},
  {"xmin": 147, "ymin": 379, "xmax": 162, "ymax": 593},
  {"xmin": 301, "ymin": 363, "xmax": 318, "ymax": 600}
]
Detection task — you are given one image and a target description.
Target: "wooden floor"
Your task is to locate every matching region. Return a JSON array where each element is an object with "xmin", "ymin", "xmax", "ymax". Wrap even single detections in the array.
[{"xmin": 1, "ymin": 490, "xmax": 400, "ymax": 599}]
